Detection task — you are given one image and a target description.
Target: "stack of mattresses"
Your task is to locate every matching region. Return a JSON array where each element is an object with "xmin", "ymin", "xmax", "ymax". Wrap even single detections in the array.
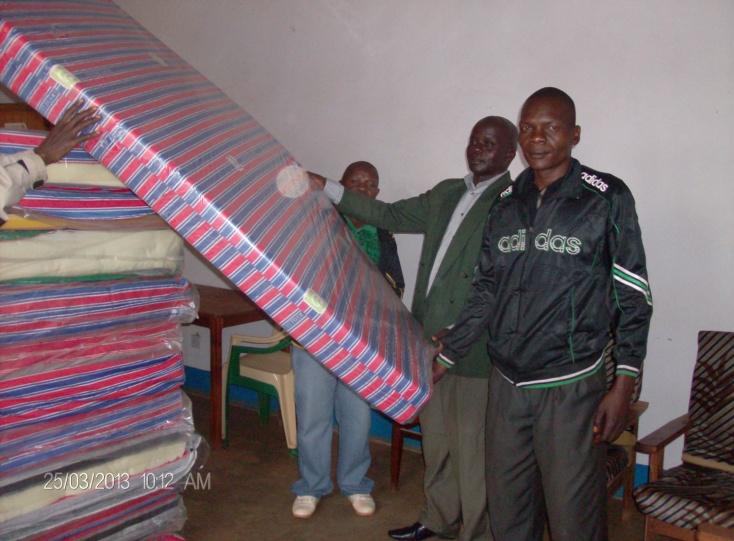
[
  {"xmin": 0, "ymin": 0, "xmax": 434, "ymax": 426},
  {"xmin": 0, "ymin": 132, "xmax": 202, "ymax": 540}
]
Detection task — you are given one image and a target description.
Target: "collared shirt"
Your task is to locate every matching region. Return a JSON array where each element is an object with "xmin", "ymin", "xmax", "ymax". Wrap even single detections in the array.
[
  {"xmin": 324, "ymin": 170, "xmax": 507, "ymax": 293},
  {"xmin": 425, "ymin": 171, "xmax": 506, "ymax": 292}
]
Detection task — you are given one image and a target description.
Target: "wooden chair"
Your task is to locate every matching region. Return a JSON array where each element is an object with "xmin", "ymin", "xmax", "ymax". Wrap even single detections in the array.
[
  {"xmin": 634, "ymin": 331, "xmax": 734, "ymax": 541},
  {"xmin": 698, "ymin": 523, "xmax": 734, "ymax": 541},
  {"xmin": 390, "ymin": 418, "xmax": 421, "ymax": 489},
  {"xmin": 389, "ymin": 338, "xmax": 649, "ymax": 508}
]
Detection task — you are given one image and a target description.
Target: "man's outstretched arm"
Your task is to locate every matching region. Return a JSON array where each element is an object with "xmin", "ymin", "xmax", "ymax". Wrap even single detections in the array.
[{"xmin": 309, "ymin": 171, "xmax": 431, "ymax": 234}]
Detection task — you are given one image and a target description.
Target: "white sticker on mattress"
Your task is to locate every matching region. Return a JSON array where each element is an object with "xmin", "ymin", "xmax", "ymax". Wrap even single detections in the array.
[
  {"xmin": 276, "ymin": 165, "xmax": 309, "ymax": 198},
  {"xmin": 149, "ymin": 52, "xmax": 167, "ymax": 66},
  {"xmin": 303, "ymin": 289, "xmax": 327, "ymax": 314},
  {"xmin": 49, "ymin": 65, "xmax": 79, "ymax": 89},
  {"xmin": 226, "ymin": 155, "xmax": 243, "ymax": 171}
]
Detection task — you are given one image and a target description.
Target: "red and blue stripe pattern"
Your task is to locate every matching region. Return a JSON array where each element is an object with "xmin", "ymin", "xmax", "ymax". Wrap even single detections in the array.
[
  {"xmin": 0, "ymin": 390, "xmax": 188, "ymax": 482},
  {"xmin": 0, "ymin": 0, "xmax": 432, "ymax": 421},
  {"xmin": 1, "ymin": 433, "xmax": 196, "ymax": 539},
  {"xmin": 0, "ymin": 128, "xmax": 94, "ymax": 164},
  {"xmin": 0, "ymin": 276, "xmax": 196, "ymax": 346},
  {"xmin": 23, "ymin": 490, "xmax": 184, "ymax": 541},
  {"xmin": 1, "ymin": 129, "xmax": 154, "ymax": 220},
  {"xmin": 16, "ymin": 184, "xmax": 154, "ymax": 220},
  {"xmin": 0, "ymin": 352, "xmax": 184, "ymax": 430},
  {"xmin": 0, "ymin": 320, "xmax": 181, "ymax": 379}
]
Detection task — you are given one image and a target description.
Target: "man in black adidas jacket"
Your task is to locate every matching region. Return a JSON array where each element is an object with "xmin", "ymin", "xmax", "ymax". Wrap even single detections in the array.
[{"xmin": 436, "ymin": 87, "xmax": 652, "ymax": 541}]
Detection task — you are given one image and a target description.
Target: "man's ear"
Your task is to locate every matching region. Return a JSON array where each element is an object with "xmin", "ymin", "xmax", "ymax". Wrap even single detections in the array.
[{"xmin": 573, "ymin": 125, "xmax": 581, "ymax": 146}]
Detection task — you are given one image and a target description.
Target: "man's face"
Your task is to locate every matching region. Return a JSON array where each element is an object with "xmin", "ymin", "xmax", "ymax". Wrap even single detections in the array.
[
  {"xmin": 341, "ymin": 167, "xmax": 379, "ymax": 199},
  {"xmin": 466, "ymin": 121, "xmax": 513, "ymax": 180},
  {"xmin": 518, "ymin": 97, "xmax": 580, "ymax": 180}
]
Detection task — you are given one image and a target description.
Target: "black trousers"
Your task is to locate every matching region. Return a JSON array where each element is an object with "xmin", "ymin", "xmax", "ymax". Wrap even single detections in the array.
[{"xmin": 485, "ymin": 366, "xmax": 608, "ymax": 541}]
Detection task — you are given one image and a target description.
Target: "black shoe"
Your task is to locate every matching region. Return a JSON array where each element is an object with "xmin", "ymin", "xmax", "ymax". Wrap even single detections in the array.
[{"xmin": 388, "ymin": 522, "xmax": 436, "ymax": 541}]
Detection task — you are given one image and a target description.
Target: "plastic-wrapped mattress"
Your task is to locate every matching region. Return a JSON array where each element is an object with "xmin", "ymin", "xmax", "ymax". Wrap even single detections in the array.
[
  {"xmin": 0, "ymin": 432, "xmax": 200, "ymax": 540},
  {"xmin": 0, "ymin": 0, "xmax": 433, "ymax": 421},
  {"xmin": 0, "ymin": 276, "xmax": 197, "ymax": 346},
  {"xmin": 0, "ymin": 228, "xmax": 183, "ymax": 281}
]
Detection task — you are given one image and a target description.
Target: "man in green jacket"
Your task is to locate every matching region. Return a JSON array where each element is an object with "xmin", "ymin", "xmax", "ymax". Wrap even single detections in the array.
[{"xmin": 312, "ymin": 116, "xmax": 517, "ymax": 541}]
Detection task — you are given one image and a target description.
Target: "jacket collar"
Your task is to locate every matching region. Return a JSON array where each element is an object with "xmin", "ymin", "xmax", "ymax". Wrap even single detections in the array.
[
  {"xmin": 514, "ymin": 159, "xmax": 583, "ymax": 201},
  {"xmin": 464, "ymin": 170, "xmax": 509, "ymax": 195}
]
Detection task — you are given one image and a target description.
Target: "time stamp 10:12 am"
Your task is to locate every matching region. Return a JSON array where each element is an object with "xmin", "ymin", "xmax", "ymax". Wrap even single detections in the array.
[{"xmin": 42, "ymin": 471, "xmax": 211, "ymax": 491}]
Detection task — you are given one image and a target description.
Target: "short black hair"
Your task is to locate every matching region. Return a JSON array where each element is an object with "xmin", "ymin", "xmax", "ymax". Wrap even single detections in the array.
[
  {"xmin": 525, "ymin": 87, "xmax": 576, "ymax": 125},
  {"xmin": 475, "ymin": 116, "xmax": 519, "ymax": 151},
  {"xmin": 341, "ymin": 160, "xmax": 379, "ymax": 183}
]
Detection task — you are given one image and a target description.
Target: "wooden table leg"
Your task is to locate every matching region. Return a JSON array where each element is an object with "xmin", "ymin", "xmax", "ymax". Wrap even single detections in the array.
[{"xmin": 209, "ymin": 317, "xmax": 223, "ymax": 449}]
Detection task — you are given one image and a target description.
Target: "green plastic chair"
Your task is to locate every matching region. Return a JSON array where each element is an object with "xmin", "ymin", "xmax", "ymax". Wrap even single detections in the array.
[{"xmin": 224, "ymin": 331, "xmax": 297, "ymax": 456}]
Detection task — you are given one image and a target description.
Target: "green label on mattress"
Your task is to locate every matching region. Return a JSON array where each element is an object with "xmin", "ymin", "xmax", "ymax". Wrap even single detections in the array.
[
  {"xmin": 50, "ymin": 65, "xmax": 79, "ymax": 89},
  {"xmin": 303, "ymin": 289, "xmax": 327, "ymax": 314}
]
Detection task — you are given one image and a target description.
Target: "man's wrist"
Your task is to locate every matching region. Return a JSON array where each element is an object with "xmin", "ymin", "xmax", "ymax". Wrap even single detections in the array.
[
  {"xmin": 323, "ymin": 178, "xmax": 344, "ymax": 203},
  {"xmin": 435, "ymin": 352, "xmax": 455, "ymax": 369},
  {"xmin": 610, "ymin": 374, "xmax": 635, "ymax": 396}
]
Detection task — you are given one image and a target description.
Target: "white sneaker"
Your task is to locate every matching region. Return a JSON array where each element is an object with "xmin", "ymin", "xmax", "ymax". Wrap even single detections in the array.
[
  {"xmin": 292, "ymin": 495, "xmax": 319, "ymax": 518},
  {"xmin": 348, "ymin": 493, "xmax": 375, "ymax": 516}
]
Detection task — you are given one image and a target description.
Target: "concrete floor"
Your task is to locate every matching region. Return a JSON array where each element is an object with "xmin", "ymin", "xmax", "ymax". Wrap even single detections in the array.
[{"xmin": 181, "ymin": 393, "xmax": 650, "ymax": 541}]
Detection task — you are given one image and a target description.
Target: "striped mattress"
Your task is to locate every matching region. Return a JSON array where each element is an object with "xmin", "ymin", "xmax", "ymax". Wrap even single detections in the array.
[{"xmin": 0, "ymin": 0, "xmax": 432, "ymax": 421}]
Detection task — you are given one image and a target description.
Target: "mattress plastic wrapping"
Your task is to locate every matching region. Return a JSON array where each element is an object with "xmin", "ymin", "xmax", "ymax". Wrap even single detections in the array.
[
  {"xmin": 0, "ymin": 431, "xmax": 202, "ymax": 540},
  {"xmin": 22, "ymin": 490, "xmax": 187, "ymax": 541},
  {"xmin": 1, "ymin": 128, "xmax": 167, "ymax": 229},
  {"xmin": 0, "ymin": 276, "xmax": 198, "ymax": 346},
  {"xmin": 0, "ymin": 128, "xmax": 125, "ymax": 187},
  {"xmin": 0, "ymin": 276, "xmax": 198, "ymax": 481},
  {"xmin": 0, "ymin": 320, "xmax": 182, "ymax": 379},
  {"xmin": 0, "ymin": 390, "xmax": 194, "ymax": 488},
  {"xmin": 0, "ymin": 0, "xmax": 433, "ymax": 421},
  {"xmin": 14, "ymin": 183, "xmax": 155, "ymax": 220},
  {"xmin": 0, "ymin": 228, "xmax": 183, "ymax": 280}
]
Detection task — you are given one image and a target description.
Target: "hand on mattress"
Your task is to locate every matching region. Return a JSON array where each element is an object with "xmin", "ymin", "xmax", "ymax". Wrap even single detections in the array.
[
  {"xmin": 307, "ymin": 171, "xmax": 326, "ymax": 189},
  {"xmin": 430, "ymin": 328, "xmax": 449, "ymax": 384},
  {"xmin": 35, "ymin": 99, "xmax": 100, "ymax": 165}
]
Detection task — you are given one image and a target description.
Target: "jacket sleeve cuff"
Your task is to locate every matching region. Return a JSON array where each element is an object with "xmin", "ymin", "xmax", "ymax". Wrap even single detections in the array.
[
  {"xmin": 323, "ymin": 178, "xmax": 344, "ymax": 203},
  {"xmin": 436, "ymin": 352, "xmax": 455, "ymax": 368},
  {"xmin": 615, "ymin": 364, "xmax": 641, "ymax": 378},
  {"xmin": 20, "ymin": 150, "xmax": 48, "ymax": 186}
]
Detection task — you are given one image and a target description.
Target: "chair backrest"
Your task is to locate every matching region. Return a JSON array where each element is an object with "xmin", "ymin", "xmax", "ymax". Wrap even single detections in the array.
[
  {"xmin": 682, "ymin": 330, "xmax": 734, "ymax": 472},
  {"xmin": 602, "ymin": 336, "xmax": 643, "ymax": 402},
  {"xmin": 230, "ymin": 330, "xmax": 290, "ymax": 353}
]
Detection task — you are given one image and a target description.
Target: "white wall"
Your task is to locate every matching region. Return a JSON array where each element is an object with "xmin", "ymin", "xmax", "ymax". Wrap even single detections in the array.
[{"xmin": 116, "ymin": 0, "xmax": 734, "ymax": 466}]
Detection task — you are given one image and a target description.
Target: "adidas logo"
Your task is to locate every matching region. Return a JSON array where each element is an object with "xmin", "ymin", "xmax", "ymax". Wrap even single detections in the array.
[
  {"xmin": 497, "ymin": 228, "xmax": 582, "ymax": 256},
  {"xmin": 581, "ymin": 172, "xmax": 608, "ymax": 192}
]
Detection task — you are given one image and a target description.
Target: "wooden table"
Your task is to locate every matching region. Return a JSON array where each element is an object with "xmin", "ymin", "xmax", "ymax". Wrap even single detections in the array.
[{"xmin": 192, "ymin": 284, "xmax": 268, "ymax": 448}]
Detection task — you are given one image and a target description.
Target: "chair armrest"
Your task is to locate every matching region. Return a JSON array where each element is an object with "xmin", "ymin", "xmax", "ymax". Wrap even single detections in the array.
[
  {"xmin": 636, "ymin": 413, "xmax": 690, "ymax": 482},
  {"xmin": 636, "ymin": 413, "xmax": 689, "ymax": 455},
  {"xmin": 697, "ymin": 522, "xmax": 734, "ymax": 541}
]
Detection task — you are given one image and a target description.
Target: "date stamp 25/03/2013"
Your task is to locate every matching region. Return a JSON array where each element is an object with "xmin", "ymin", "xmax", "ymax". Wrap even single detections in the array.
[{"xmin": 43, "ymin": 471, "xmax": 131, "ymax": 491}]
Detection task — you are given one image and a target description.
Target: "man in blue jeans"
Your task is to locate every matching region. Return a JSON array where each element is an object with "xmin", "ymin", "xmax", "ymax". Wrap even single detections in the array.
[{"xmin": 291, "ymin": 161, "xmax": 404, "ymax": 519}]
